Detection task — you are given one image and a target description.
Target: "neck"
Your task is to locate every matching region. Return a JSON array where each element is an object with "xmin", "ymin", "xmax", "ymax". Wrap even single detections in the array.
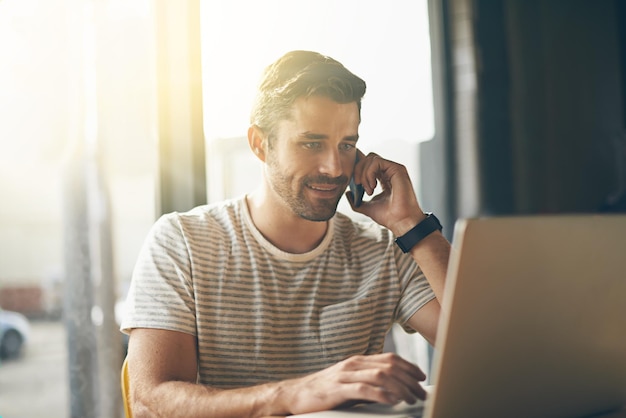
[{"xmin": 246, "ymin": 190, "xmax": 329, "ymax": 254}]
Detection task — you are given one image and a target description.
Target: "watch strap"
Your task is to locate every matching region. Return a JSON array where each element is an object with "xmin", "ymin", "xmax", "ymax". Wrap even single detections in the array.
[{"xmin": 394, "ymin": 213, "xmax": 442, "ymax": 253}]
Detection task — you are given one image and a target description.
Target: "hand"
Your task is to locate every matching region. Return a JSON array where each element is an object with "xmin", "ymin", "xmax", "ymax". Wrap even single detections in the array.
[
  {"xmin": 347, "ymin": 151, "xmax": 426, "ymax": 236},
  {"xmin": 282, "ymin": 353, "xmax": 427, "ymax": 415}
]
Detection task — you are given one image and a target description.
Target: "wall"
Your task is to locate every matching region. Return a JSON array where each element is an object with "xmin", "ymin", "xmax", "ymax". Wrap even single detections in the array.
[
  {"xmin": 423, "ymin": 0, "xmax": 626, "ymax": 221},
  {"xmin": 505, "ymin": 0, "xmax": 624, "ymax": 214}
]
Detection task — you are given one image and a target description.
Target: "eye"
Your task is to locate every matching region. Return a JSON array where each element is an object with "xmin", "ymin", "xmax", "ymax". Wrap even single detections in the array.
[
  {"xmin": 303, "ymin": 142, "xmax": 322, "ymax": 150},
  {"xmin": 340, "ymin": 142, "xmax": 356, "ymax": 152}
]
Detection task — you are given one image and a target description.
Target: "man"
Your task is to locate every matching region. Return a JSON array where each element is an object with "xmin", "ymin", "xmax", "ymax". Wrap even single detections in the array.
[{"xmin": 122, "ymin": 50, "xmax": 451, "ymax": 417}]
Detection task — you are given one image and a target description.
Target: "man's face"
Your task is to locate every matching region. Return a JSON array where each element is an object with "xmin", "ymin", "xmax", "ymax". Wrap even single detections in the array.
[{"xmin": 264, "ymin": 95, "xmax": 360, "ymax": 222}]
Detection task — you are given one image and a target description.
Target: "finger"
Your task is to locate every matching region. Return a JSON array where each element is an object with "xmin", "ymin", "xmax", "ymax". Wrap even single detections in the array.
[
  {"xmin": 367, "ymin": 354, "xmax": 427, "ymax": 400},
  {"xmin": 387, "ymin": 354, "xmax": 427, "ymax": 381},
  {"xmin": 374, "ymin": 367, "xmax": 427, "ymax": 403},
  {"xmin": 339, "ymin": 357, "xmax": 427, "ymax": 403},
  {"xmin": 343, "ymin": 353, "xmax": 426, "ymax": 381},
  {"xmin": 357, "ymin": 353, "xmax": 427, "ymax": 381},
  {"xmin": 341, "ymin": 382, "xmax": 401, "ymax": 405},
  {"xmin": 394, "ymin": 378, "xmax": 427, "ymax": 403},
  {"xmin": 342, "ymin": 370, "xmax": 426, "ymax": 404},
  {"xmin": 362, "ymin": 152, "xmax": 383, "ymax": 193}
]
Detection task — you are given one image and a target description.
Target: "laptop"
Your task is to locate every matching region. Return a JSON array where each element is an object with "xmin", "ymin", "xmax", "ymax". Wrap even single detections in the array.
[{"xmin": 292, "ymin": 215, "xmax": 626, "ymax": 418}]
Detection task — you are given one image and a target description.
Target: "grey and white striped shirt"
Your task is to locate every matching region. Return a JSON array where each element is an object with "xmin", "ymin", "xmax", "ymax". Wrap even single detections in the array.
[{"xmin": 121, "ymin": 196, "xmax": 434, "ymax": 388}]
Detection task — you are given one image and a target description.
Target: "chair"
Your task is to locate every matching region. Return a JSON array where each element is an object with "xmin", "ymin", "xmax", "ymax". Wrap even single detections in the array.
[{"xmin": 121, "ymin": 357, "xmax": 133, "ymax": 418}]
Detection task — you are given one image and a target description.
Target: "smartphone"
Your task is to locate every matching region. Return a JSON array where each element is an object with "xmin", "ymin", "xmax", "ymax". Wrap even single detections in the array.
[{"xmin": 349, "ymin": 154, "xmax": 365, "ymax": 207}]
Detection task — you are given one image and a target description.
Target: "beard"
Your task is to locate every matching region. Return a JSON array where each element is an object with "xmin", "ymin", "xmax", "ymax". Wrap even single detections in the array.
[{"xmin": 265, "ymin": 159, "xmax": 348, "ymax": 222}]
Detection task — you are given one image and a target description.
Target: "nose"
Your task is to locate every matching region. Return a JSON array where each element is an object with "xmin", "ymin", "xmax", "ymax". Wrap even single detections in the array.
[{"xmin": 318, "ymin": 149, "xmax": 343, "ymax": 177}]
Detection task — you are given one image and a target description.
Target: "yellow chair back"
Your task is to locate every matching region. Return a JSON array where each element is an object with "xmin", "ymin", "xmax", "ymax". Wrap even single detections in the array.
[{"xmin": 121, "ymin": 357, "xmax": 133, "ymax": 418}]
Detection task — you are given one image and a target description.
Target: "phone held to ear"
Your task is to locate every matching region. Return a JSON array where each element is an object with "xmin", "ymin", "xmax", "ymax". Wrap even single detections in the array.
[{"xmin": 349, "ymin": 154, "xmax": 365, "ymax": 207}]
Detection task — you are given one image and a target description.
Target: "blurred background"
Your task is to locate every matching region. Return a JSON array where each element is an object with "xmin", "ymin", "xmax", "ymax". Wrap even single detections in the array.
[
  {"xmin": 1, "ymin": 0, "xmax": 624, "ymax": 417},
  {"xmin": 0, "ymin": 1, "xmax": 433, "ymax": 417}
]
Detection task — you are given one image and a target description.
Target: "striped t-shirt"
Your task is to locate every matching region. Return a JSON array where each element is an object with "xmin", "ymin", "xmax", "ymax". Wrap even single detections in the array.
[{"xmin": 121, "ymin": 196, "xmax": 435, "ymax": 388}]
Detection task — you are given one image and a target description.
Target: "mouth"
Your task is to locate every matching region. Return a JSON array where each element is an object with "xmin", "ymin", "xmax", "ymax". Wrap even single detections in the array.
[
  {"xmin": 308, "ymin": 184, "xmax": 339, "ymax": 192},
  {"xmin": 303, "ymin": 176, "xmax": 349, "ymax": 200},
  {"xmin": 305, "ymin": 182, "xmax": 344, "ymax": 198}
]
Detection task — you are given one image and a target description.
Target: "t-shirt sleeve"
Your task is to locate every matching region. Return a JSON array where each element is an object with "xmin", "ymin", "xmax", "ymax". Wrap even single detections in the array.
[
  {"xmin": 120, "ymin": 214, "xmax": 197, "ymax": 336},
  {"xmin": 393, "ymin": 245, "xmax": 436, "ymax": 333}
]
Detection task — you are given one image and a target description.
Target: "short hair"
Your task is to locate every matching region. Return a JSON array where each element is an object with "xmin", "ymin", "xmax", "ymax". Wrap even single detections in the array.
[{"xmin": 250, "ymin": 50, "xmax": 367, "ymax": 141}]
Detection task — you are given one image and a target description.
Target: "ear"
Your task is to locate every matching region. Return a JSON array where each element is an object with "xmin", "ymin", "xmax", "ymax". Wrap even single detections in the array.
[{"xmin": 247, "ymin": 125, "xmax": 267, "ymax": 162}]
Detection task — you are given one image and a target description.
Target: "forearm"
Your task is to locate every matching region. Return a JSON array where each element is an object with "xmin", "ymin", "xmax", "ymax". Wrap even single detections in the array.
[
  {"xmin": 407, "ymin": 230, "xmax": 450, "ymax": 303},
  {"xmin": 133, "ymin": 353, "xmax": 429, "ymax": 418},
  {"xmin": 402, "ymin": 230, "xmax": 450, "ymax": 346},
  {"xmin": 134, "ymin": 379, "xmax": 288, "ymax": 418},
  {"xmin": 390, "ymin": 212, "xmax": 451, "ymax": 304}
]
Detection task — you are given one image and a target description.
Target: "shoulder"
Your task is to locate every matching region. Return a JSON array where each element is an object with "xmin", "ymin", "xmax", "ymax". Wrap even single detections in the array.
[
  {"xmin": 150, "ymin": 197, "xmax": 245, "ymax": 244},
  {"xmin": 158, "ymin": 197, "xmax": 243, "ymax": 229},
  {"xmin": 332, "ymin": 212, "xmax": 394, "ymax": 245}
]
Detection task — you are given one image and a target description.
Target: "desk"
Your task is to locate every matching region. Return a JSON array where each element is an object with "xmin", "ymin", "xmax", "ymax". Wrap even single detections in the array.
[{"xmin": 264, "ymin": 406, "xmax": 626, "ymax": 418}]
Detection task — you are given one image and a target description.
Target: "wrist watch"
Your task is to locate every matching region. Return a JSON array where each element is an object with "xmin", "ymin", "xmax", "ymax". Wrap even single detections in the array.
[{"xmin": 394, "ymin": 212, "xmax": 443, "ymax": 253}]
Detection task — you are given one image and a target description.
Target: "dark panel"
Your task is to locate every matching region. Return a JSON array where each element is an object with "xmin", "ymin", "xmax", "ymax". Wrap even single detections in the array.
[
  {"xmin": 506, "ymin": 0, "xmax": 622, "ymax": 213},
  {"xmin": 421, "ymin": 0, "xmax": 458, "ymax": 236},
  {"xmin": 475, "ymin": 0, "xmax": 515, "ymax": 215}
]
